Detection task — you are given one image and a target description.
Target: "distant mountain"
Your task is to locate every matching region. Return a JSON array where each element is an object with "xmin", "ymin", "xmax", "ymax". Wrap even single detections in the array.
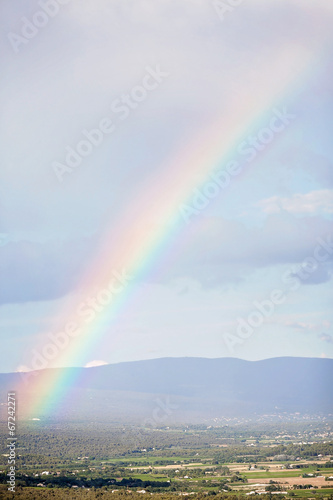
[{"xmin": 0, "ymin": 357, "xmax": 332, "ymax": 422}]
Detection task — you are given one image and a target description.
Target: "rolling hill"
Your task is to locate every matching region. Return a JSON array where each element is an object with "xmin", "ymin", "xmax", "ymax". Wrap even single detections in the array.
[{"xmin": 0, "ymin": 357, "xmax": 332, "ymax": 422}]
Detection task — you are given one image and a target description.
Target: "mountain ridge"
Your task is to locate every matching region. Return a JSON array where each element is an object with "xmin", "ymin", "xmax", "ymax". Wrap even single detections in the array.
[{"xmin": 0, "ymin": 357, "xmax": 332, "ymax": 422}]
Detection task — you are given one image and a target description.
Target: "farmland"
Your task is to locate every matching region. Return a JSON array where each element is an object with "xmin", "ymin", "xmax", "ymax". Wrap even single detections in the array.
[{"xmin": 1, "ymin": 420, "xmax": 333, "ymax": 498}]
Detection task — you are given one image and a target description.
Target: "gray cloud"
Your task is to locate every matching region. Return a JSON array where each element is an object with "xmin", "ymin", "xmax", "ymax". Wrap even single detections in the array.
[
  {"xmin": 319, "ymin": 333, "xmax": 333, "ymax": 344},
  {"xmin": 1, "ymin": 212, "xmax": 332, "ymax": 305},
  {"xmin": 0, "ymin": 236, "xmax": 97, "ymax": 305},
  {"xmin": 147, "ymin": 213, "xmax": 333, "ymax": 286}
]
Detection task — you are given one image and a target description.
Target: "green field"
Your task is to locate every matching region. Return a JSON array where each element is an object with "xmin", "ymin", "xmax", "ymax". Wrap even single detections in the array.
[
  {"xmin": 128, "ymin": 474, "xmax": 169, "ymax": 481},
  {"xmin": 102, "ymin": 455, "xmax": 194, "ymax": 465},
  {"xmin": 244, "ymin": 469, "xmax": 333, "ymax": 479},
  {"xmin": 1, "ymin": 421, "xmax": 332, "ymax": 498},
  {"xmin": 288, "ymin": 488, "xmax": 333, "ymax": 497},
  {"xmin": 244, "ymin": 471, "xmax": 302, "ymax": 479}
]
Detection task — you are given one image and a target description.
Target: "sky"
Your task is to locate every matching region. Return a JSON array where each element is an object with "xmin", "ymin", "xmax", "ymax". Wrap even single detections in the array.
[{"xmin": 0, "ymin": 0, "xmax": 333, "ymax": 373}]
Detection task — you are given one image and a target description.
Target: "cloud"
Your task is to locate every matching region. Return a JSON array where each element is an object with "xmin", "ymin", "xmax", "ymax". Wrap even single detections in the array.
[
  {"xmin": 256, "ymin": 190, "xmax": 333, "ymax": 216},
  {"xmin": 162, "ymin": 213, "xmax": 333, "ymax": 286},
  {"xmin": 272, "ymin": 319, "xmax": 331, "ymax": 334},
  {"xmin": 286, "ymin": 322, "xmax": 318, "ymax": 331},
  {"xmin": 284, "ymin": 320, "xmax": 331, "ymax": 332},
  {"xmin": 15, "ymin": 365, "xmax": 31, "ymax": 373},
  {"xmin": 0, "ymin": 236, "xmax": 97, "ymax": 305},
  {"xmin": 290, "ymin": 264, "xmax": 333, "ymax": 286},
  {"xmin": 319, "ymin": 333, "xmax": 333, "ymax": 344},
  {"xmin": 85, "ymin": 360, "xmax": 108, "ymax": 368},
  {"xmin": 0, "ymin": 0, "xmax": 332, "ymax": 370},
  {"xmin": 1, "ymin": 213, "xmax": 332, "ymax": 307}
]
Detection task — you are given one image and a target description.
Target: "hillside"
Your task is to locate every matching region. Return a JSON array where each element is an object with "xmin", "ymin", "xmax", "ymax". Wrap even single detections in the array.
[{"xmin": 0, "ymin": 357, "xmax": 332, "ymax": 422}]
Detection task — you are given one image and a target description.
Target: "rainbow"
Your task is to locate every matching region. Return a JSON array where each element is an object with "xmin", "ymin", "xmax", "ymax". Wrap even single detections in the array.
[{"xmin": 19, "ymin": 45, "xmax": 321, "ymax": 419}]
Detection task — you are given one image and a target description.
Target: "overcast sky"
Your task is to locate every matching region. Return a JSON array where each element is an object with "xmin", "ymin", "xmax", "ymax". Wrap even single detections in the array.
[{"xmin": 0, "ymin": 0, "xmax": 333, "ymax": 373}]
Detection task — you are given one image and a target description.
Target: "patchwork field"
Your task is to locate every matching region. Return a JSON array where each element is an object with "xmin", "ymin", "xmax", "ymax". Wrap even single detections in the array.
[{"xmin": 1, "ymin": 421, "xmax": 332, "ymax": 497}]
